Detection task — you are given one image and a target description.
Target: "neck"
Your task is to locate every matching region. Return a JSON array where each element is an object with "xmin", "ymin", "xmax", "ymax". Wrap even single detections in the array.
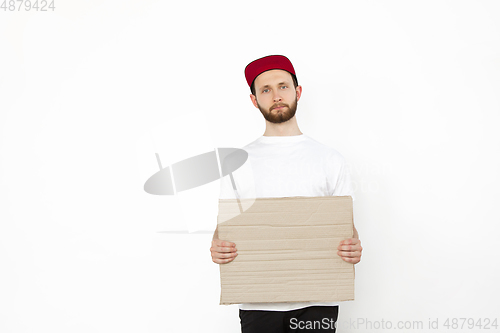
[{"xmin": 263, "ymin": 116, "xmax": 302, "ymax": 136}]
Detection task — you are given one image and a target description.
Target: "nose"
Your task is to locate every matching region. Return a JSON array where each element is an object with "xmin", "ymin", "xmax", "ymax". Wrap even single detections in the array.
[{"xmin": 273, "ymin": 91, "xmax": 282, "ymax": 102}]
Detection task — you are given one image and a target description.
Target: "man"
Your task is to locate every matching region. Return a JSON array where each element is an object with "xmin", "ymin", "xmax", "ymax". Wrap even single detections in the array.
[{"xmin": 210, "ymin": 55, "xmax": 362, "ymax": 332}]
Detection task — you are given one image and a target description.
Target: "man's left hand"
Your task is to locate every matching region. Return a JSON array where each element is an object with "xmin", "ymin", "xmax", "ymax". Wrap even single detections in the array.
[{"xmin": 337, "ymin": 238, "xmax": 362, "ymax": 264}]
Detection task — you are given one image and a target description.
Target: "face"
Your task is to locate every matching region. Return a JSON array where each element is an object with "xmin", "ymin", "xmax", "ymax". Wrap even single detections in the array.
[{"xmin": 250, "ymin": 69, "xmax": 302, "ymax": 124}]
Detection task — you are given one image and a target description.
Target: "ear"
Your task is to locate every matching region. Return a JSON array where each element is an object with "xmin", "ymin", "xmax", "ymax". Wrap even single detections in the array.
[
  {"xmin": 295, "ymin": 85, "xmax": 303, "ymax": 102},
  {"xmin": 250, "ymin": 94, "xmax": 259, "ymax": 108}
]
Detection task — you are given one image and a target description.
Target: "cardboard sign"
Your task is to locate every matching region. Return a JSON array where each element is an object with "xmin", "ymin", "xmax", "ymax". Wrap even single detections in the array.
[{"xmin": 218, "ymin": 196, "xmax": 354, "ymax": 305}]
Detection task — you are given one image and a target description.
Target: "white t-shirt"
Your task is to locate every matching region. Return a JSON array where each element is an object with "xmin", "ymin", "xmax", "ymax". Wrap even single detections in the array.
[{"xmin": 218, "ymin": 133, "xmax": 355, "ymax": 311}]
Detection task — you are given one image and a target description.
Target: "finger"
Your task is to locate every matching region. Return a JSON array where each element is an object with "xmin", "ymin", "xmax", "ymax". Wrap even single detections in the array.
[
  {"xmin": 337, "ymin": 250, "xmax": 361, "ymax": 258},
  {"xmin": 339, "ymin": 239, "xmax": 352, "ymax": 246},
  {"xmin": 214, "ymin": 240, "xmax": 236, "ymax": 248},
  {"xmin": 338, "ymin": 244, "xmax": 362, "ymax": 252},
  {"xmin": 210, "ymin": 246, "xmax": 237, "ymax": 255},
  {"xmin": 338, "ymin": 244, "xmax": 355, "ymax": 251},
  {"xmin": 212, "ymin": 251, "xmax": 238, "ymax": 259},
  {"xmin": 213, "ymin": 246, "xmax": 237, "ymax": 253},
  {"xmin": 341, "ymin": 238, "xmax": 360, "ymax": 246},
  {"xmin": 213, "ymin": 255, "xmax": 237, "ymax": 264},
  {"xmin": 341, "ymin": 256, "xmax": 360, "ymax": 264}
]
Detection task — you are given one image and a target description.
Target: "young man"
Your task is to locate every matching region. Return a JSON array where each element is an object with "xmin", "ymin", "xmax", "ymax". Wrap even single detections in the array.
[{"xmin": 210, "ymin": 55, "xmax": 362, "ymax": 333}]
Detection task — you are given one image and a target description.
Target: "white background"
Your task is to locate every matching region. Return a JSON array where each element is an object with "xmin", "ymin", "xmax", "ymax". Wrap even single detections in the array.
[{"xmin": 1, "ymin": 1, "xmax": 499, "ymax": 332}]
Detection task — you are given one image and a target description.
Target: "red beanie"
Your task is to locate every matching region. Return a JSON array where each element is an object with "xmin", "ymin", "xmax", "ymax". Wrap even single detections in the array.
[{"xmin": 244, "ymin": 55, "xmax": 297, "ymax": 87}]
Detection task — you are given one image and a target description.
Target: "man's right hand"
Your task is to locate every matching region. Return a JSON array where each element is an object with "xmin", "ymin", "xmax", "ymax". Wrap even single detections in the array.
[{"xmin": 210, "ymin": 239, "xmax": 238, "ymax": 264}]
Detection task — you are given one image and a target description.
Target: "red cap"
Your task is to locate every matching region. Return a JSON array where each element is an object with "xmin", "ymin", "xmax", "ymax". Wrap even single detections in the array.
[{"xmin": 244, "ymin": 55, "xmax": 296, "ymax": 87}]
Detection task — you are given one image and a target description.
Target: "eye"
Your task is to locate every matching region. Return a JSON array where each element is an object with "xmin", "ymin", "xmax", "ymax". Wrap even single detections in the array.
[
  {"xmin": 262, "ymin": 89, "xmax": 269, "ymax": 93},
  {"xmin": 280, "ymin": 85, "xmax": 287, "ymax": 89}
]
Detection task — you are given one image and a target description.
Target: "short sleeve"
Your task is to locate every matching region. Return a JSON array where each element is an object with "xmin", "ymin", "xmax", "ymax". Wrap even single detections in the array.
[
  {"xmin": 218, "ymin": 173, "xmax": 238, "ymax": 199},
  {"xmin": 218, "ymin": 156, "xmax": 240, "ymax": 200},
  {"xmin": 329, "ymin": 154, "xmax": 356, "ymax": 201}
]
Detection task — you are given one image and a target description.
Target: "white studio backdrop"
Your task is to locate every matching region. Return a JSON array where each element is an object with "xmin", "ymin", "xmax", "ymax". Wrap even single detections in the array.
[{"xmin": 1, "ymin": 1, "xmax": 499, "ymax": 332}]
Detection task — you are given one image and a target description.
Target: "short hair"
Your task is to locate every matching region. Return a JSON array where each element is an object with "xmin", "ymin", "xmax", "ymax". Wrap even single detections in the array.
[{"xmin": 250, "ymin": 72, "xmax": 299, "ymax": 96}]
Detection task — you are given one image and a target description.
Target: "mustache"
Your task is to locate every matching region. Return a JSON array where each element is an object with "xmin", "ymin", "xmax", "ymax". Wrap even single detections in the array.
[{"xmin": 270, "ymin": 103, "xmax": 288, "ymax": 111}]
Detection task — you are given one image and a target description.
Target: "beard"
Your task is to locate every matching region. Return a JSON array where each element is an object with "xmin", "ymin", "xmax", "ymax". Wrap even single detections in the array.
[{"xmin": 257, "ymin": 96, "xmax": 298, "ymax": 124}]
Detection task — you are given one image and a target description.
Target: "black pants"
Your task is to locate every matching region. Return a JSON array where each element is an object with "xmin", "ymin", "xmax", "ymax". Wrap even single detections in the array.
[{"xmin": 239, "ymin": 305, "xmax": 338, "ymax": 333}]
